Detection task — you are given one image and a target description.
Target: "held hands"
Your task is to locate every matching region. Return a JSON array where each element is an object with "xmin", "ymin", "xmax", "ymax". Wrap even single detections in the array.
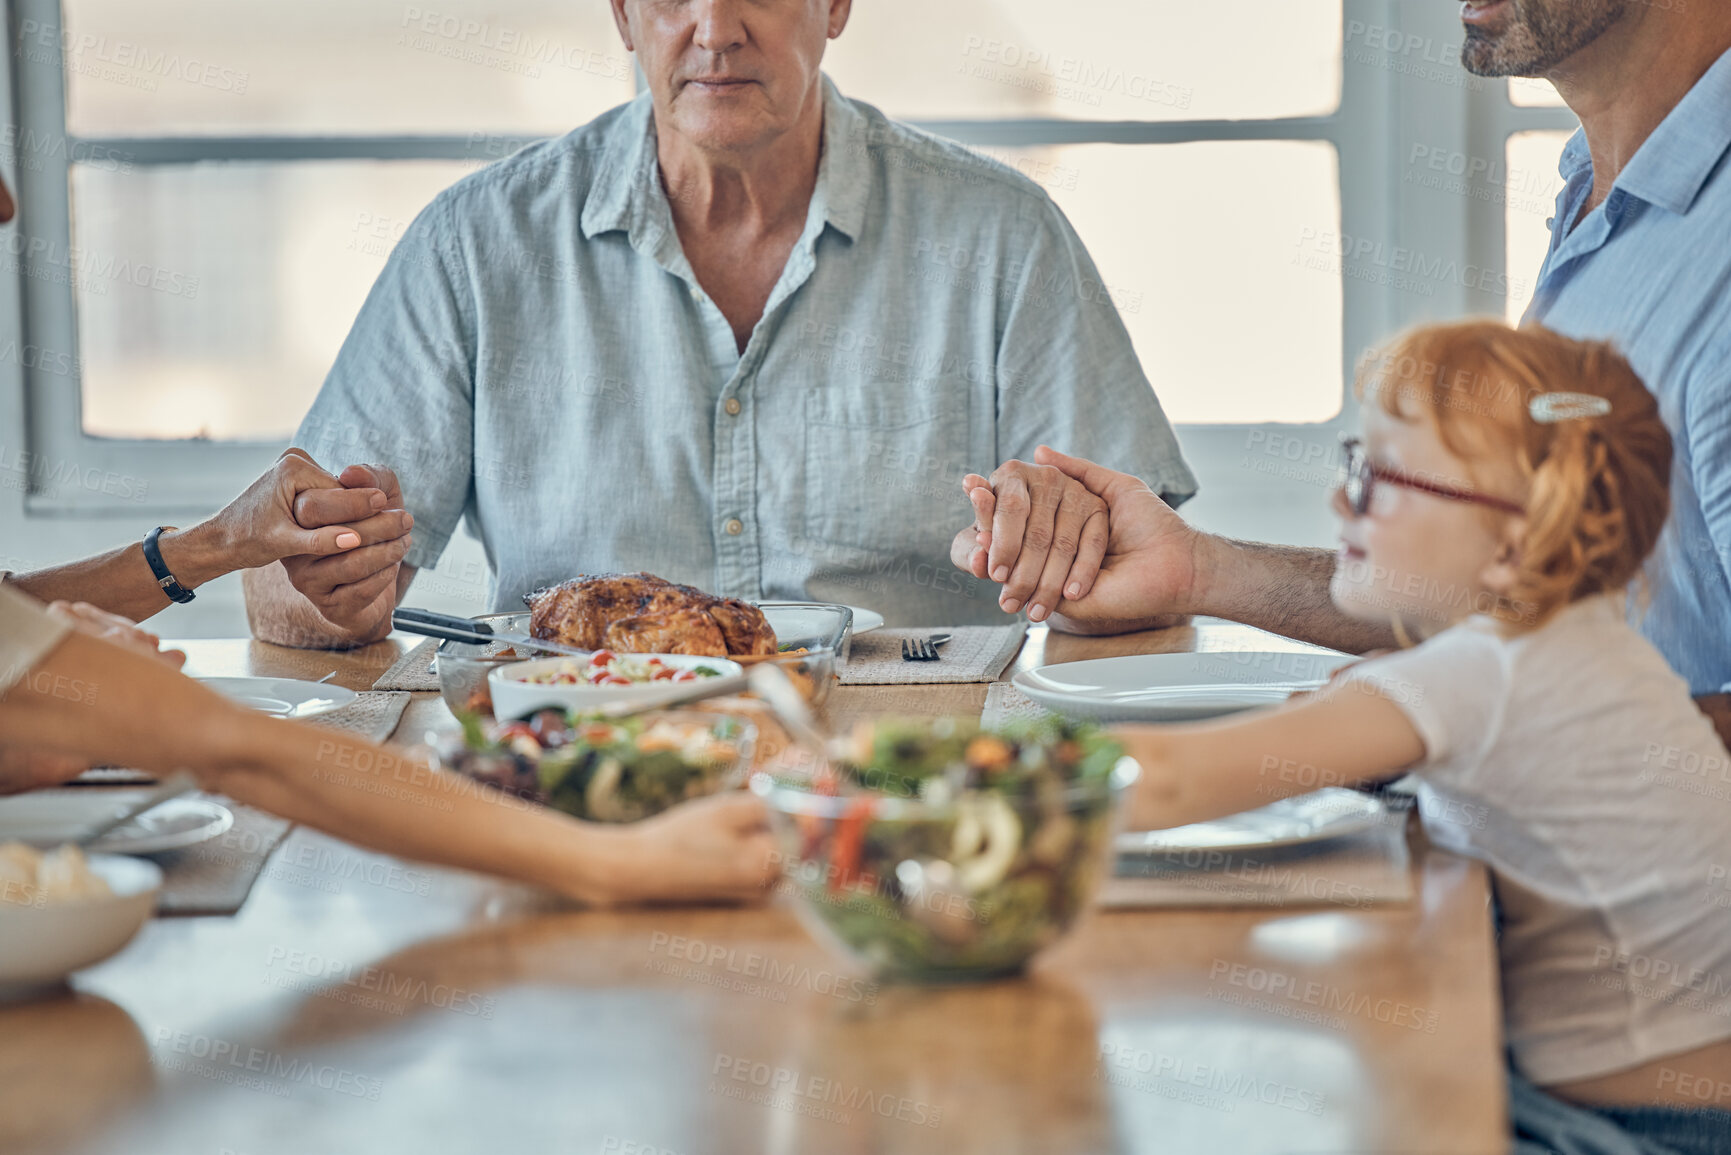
[
  {"xmin": 947, "ymin": 456, "xmax": 1110, "ymax": 622},
  {"xmin": 202, "ymin": 448, "xmax": 408, "ymax": 571},
  {"xmin": 163, "ymin": 448, "xmax": 409, "ymax": 598},
  {"xmin": 952, "ymin": 446, "xmax": 1204, "ymax": 629},
  {"xmin": 277, "ymin": 459, "xmax": 413, "ymax": 638}
]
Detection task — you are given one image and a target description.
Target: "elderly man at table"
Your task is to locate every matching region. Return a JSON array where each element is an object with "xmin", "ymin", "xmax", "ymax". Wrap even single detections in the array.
[
  {"xmin": 0, "ymin": 583, "xmax": 777, "ymax": 905},
  {"xmin": 242, "ymin": 0, "xmax": 1196, "ymax": 649},
  {"xmin": 956, "ymin": 0, "xmax": 1731, "ymax": 750}
]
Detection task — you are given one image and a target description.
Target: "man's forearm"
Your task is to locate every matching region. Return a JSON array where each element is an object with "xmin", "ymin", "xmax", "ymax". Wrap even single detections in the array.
[
  {"xmin": 0, "ymin": 631, "xmax": 621, "ymax": 904},
  {"xmin": 8, "ymin": 524, "xmax": 232, "ymax": 623},
  {"xmin": 1189, "ymin": 537, "xmax": 1395, "ymax": 654},
  {"xmin": 242, "ymin": 561, "xmax": 397, "ymax": 650}
]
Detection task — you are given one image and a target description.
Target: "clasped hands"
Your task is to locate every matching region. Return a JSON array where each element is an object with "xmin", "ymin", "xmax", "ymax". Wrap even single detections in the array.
[
  {"xmin": 167, "ymin": 446, "xmax": 413, "ymax": 628},
  {"xmin": 257, "ymin": 449, "xmax": 414, "ymax": 635},
  {"xmin": 948, "ymin": 445, "xmax": 1202, "ymax": 632}
]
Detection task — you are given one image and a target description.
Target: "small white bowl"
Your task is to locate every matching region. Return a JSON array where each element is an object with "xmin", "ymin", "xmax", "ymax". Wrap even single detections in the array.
[
  {"xmin": 488, "ymin": 654, "xmax": 745, "ymax": 720},
  {"xmin": 0, "ymin": 854, "xmax": 162, "ymax": 1000}
]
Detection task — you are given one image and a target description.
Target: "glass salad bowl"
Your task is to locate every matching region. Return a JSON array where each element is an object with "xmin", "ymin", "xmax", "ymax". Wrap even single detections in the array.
[{"xmin": 754, "ymin": 717, "xmax": 1138, "ymax": 982}]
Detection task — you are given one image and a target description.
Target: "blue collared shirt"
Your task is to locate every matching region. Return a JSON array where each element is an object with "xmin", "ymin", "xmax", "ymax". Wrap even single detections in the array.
[
  {"xmin": 296, "ymin": 76, "xmax": 1196, "ymax": 626},
  {"xmin": 1527, "ymin": 47, "xmax": 1731, "ymax": 695}
]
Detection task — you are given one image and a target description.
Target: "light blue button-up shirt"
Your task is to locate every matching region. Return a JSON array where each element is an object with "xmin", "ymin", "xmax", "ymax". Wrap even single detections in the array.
[
  {"xmin": 1526, "ymin": 47, "xmax": 1731, "ymax": 696},
  {"xmin": 296, "ymin": 76, "xmax": 1196, "ymax": 626}
]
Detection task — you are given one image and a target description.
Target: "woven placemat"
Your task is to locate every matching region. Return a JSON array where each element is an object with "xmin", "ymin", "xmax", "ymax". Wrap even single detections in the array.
[
  {"xmin": 981, "ymin": 681, "xmax": 1054, "ymax": 727},
  {"xmin": 838, "ymin": 625, "xmax": 1026, "ymax": 685},
  {"xmin": 153, "ymin": 800, "xmax": 296, "ymax": 916},
  {"xmin": 304, "ymin": 690, "xmax": 412, "ymax": 744},
  {"xmin": 1100, "ymin": 814, "xmax": 1413, "ymax": 909},
  {"xmin": 373, "ymin": 638, "xmax": 441, "ymax": 691}
]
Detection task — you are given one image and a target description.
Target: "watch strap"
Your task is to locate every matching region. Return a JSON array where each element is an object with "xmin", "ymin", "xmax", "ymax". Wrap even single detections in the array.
[{"xmin": 142, "ymin": 526, "xmax": 196, "ymax": 604}]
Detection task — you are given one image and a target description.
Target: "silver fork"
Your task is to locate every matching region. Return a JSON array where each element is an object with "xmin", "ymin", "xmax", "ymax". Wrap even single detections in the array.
[{"xmin": 900, "ymin": 633, "xmax": 953, "ymax": 662}]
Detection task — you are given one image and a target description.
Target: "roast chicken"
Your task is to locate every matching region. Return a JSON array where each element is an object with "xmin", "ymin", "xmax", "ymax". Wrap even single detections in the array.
[{"xmin": 526, "ymin": 573, "xmax": 778, "ymax": 658}]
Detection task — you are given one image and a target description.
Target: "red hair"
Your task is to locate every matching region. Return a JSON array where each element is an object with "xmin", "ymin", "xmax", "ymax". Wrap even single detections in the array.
[{"xmin": 1355, "ymin": 320, "xmax": 1671, "ymax": 631}]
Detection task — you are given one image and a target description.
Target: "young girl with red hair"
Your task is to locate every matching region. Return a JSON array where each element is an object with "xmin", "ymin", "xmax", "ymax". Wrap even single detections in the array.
[{"xmin": 1111, "ymin": 321, "xmax": 1731, "ymax": 1153}]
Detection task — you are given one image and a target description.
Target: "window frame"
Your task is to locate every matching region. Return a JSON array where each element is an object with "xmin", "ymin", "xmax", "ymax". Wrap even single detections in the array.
[{"xmin": 4, "ymin": 0, "xmax": 1579, "ymax": 551}]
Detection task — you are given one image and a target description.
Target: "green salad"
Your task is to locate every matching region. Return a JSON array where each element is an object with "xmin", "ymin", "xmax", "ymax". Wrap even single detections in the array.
[
  {"xmin": 766, "ymin": 717, "xmax": 1129, "ymax": 980},
  {"xmin": 443, "ymin": 709, "xmax": 753, "ymax": 823}
]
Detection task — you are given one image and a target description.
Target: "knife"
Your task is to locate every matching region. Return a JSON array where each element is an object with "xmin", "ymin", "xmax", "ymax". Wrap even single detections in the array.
[{"xmin": 392, "ymin": 607, "xmax": 595, "ymax": 661}]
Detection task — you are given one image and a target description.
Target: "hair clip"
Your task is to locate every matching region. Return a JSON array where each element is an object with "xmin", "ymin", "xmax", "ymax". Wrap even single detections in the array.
[{"xmin": 1529, "ymin": 392, "xmax": 1612, "ymax": 424}]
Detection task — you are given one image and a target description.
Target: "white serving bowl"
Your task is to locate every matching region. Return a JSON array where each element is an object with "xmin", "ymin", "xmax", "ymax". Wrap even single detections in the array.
[
  {"xmin": 0, "ymin": 854, "xmax": 162, "ymax": 1000},
  {"xmin": 487, "ymin": 654, "xmax": 745, "ymax": 720}
]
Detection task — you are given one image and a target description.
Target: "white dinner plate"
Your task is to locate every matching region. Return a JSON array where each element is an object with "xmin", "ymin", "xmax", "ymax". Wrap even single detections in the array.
[
  {"xmin": 844, "ymin": 607, "xmax": 885, "ymax": 634},
  {"xmin": 0, "ymin": 791, "xmax": 234, "ymax": 854},
  {"xmin": 198, "ymin": 676, "xmax": 357, "ymax": 719},
  {"xmin": 1117, "ymin": 788, "xmax": 1388, "ymax": 855},
  {"xmin": 1013, "ymin": 650, "xmax": 1354, "ymax": 722}
]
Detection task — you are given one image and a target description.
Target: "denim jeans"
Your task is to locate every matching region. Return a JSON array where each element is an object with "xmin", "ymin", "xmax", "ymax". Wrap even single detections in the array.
[{"xmin": 1509, "ymin": 1064, "xmax": 1731, "ymax": 1155}]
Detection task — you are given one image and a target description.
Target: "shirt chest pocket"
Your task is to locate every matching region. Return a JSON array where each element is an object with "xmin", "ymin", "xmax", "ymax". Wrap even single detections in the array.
[{"xmin": 801, "ymin": 383, "xmax": 975, "ymax": 553}]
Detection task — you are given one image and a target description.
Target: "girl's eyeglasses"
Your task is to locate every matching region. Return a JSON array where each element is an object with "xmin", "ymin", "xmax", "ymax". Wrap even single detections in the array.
[{"xmin": 1337, "ymin": 436, "xmax": 1525, "ymax": 517}]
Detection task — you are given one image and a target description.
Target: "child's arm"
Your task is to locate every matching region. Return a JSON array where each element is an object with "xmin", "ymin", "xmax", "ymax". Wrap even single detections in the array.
[{"xmin": 1113, "ymin": 682, "xmax": 1427, "ymax": 831}]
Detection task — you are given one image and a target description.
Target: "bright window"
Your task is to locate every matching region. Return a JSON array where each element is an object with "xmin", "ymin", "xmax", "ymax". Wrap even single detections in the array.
[
  {"xmin": 7, "ymin": 0, "xmax": 1575, "ymax": 555},
  {"xmin": 1510, "ymin": 76, "xmax": 1567, "ymax": 108},
  {"xmin": 61, "ymin": 0, "xmax": 635, "ymax": 136},
  {"xmin": 1505, "ymin": 130, "xmax": 1573, "ymax": 323},
  {"xmin": 822, "ymin": 0, "xmax": 1341, "ymax": 121},
  {"xmin": 72, "ymin": 160, "xmax": 474, "ymax": 440},
  {"xmin": 1022, "ymin": 141, "xmax": 1344, "ymax": 424}
]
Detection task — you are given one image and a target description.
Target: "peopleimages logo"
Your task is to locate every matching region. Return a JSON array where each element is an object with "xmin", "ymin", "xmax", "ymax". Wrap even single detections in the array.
[
  {"xmin": 1096, "ymin": 1040, "xmax": 1328, "ymax": 1116},
  {"xmin": 152, "ymin": 1028, "xmax": 383, "ymax": 1100},
  {"xmin": 1208, "ymin": 960, "xmax": 1441, "ymax": 1033},
  {"xmin": 646, "ymin": 932, "xmax": 878, "ymax": 1006},
  {"xmin": 710, "ymin": 1053, "xmax": 943, "ymax": 1128},
  {"xmin": 399, "ymin": 6, "xmax": 632, "ymax": 81},
  {"xmin": 18, "ymin": 20, "xmax": 250, "ymax": 93},
  {"xmin": 0, "ymin": 445, "xmax": 148, "ymax": 502},
  {"xmin": 958, "ymin": 35, "xmax": 1194, "ymax": 110},
  {"xmin": 264, "ymin": 946, "xmax": 497, "ymax": 1018},
  {"xmin": 0, "ymin": 231, "xmax": 200, "ymax": 298}
]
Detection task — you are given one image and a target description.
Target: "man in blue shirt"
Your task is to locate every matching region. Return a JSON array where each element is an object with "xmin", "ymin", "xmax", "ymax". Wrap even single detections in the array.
[
  {"xmin": 965, "ymin": 0, "xmax": 1731, "ymax": 746},
  {"xmin": 245, "ymin": 0, "xmax": 1196, "ymax": 647}
]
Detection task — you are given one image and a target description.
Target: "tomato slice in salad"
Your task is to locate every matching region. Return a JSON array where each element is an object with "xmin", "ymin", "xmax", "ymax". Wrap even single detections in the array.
[
  {"xmin": 495, "ymin": 721, "xmax": 539, "ymax": 747},
  {"xmin": 829, "ymin": 796, "xmax": 876, "ymax": 892}
]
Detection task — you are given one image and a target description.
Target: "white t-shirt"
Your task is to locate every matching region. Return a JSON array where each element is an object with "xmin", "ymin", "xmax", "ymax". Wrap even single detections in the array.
[{"xmin": 1341, "ymin": 594, "xmax": 1731, "ymax": 1085}]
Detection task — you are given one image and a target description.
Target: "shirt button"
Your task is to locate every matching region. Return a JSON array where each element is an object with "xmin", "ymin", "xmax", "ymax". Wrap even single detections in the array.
[
  {"xmin": 724, "ymin": 518, "xmax": 744, "ymax": 536},
  {"xmin": 724, "ymin": 398, "xmax": 742, "ymax": 417}
]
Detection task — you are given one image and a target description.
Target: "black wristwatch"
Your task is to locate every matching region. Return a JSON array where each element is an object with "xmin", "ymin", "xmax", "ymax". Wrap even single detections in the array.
[{"xmin": 142, "ymin": 526, "xmax": 196, "ymax": 604}]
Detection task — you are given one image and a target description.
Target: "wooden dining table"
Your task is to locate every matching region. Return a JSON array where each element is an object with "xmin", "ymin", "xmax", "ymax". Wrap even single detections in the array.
[{"xmin": 3, "ymin": 620, "xmax": 1507, "ymax": 1155}]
